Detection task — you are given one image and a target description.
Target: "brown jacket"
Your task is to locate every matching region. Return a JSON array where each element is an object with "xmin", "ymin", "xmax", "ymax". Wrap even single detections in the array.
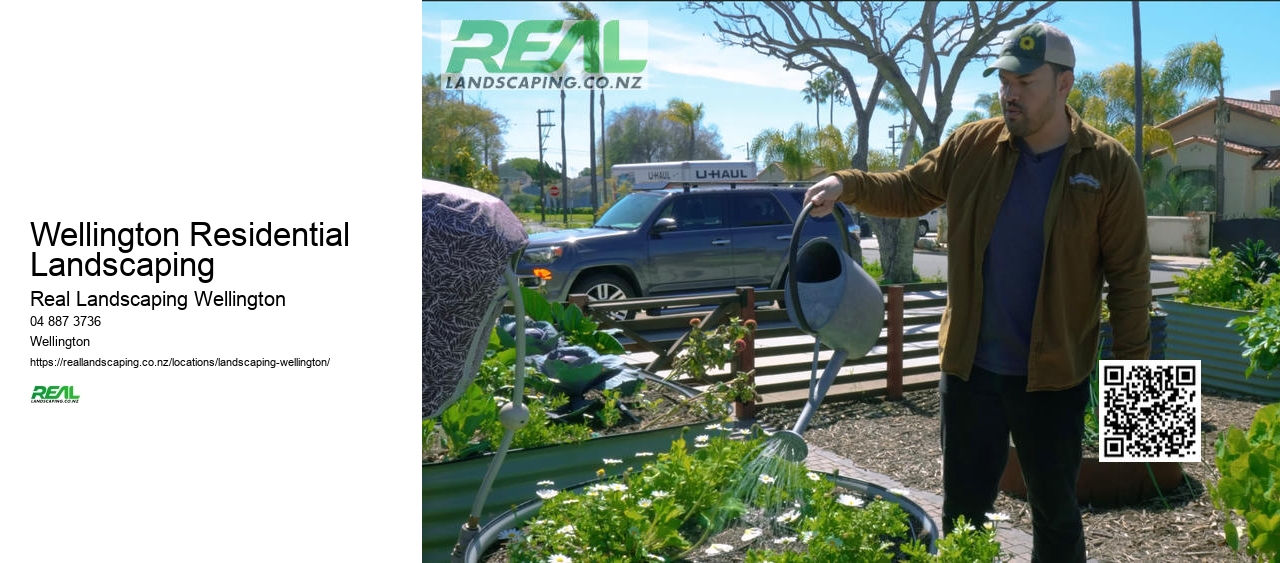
[{"xmin": 833, "ymin": 107, "xmax": 1150, "ymax": 391}]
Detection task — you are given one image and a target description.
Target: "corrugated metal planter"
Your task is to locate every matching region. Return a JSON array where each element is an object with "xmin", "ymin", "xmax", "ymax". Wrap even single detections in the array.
[
  {"xmin": 999, "ymin": 446, "xmax": 1183, "ymax": 508},
  {"xmin": 462, "ymin": 473, "xmax": 938, "ymax": 562},
  {"xmin": 1099, "ymin": 312, "xmax": 1167, "ymax": 360},
  {"xmin": 1158, "ymin": 299, "xmax": 1280, "ymax": 400},
  {"xmin": 423, "ymin": 374, "xmax": 722, "ymax": 560}
]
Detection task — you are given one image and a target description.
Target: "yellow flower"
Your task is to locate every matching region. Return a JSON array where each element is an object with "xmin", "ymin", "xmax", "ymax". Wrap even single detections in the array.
[{"xmin": 1019, "ymin": 36, "xmax": 1035, "ymax": 51}]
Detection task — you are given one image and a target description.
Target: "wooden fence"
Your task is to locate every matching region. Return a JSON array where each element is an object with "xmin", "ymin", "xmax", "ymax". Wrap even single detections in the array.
[{"xmin": 570, "ymin": 280, "xmax": 1179, "ymax": 408}]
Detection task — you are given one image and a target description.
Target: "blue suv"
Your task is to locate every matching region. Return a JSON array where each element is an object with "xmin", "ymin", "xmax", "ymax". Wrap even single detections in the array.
[{"xmin": 518, "ymin": 184, "xmax": 862, "ymax": 318}]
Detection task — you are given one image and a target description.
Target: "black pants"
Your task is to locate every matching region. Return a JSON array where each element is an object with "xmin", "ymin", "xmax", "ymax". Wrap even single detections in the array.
[{"xmin": 940, "ymin": 365, "xmax": 1089, "ymax": 563}]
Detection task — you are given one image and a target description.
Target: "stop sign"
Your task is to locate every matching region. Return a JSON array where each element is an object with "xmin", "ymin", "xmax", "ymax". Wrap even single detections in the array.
[{"xmin": 548, "ymin": 185, "xmax": 560, "ymax": 197}]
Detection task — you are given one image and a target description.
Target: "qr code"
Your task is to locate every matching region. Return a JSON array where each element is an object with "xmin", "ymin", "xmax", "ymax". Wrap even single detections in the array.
[{"xmin": 1097, "ymin": 360, "xmax": 1202, "ymax": 463}]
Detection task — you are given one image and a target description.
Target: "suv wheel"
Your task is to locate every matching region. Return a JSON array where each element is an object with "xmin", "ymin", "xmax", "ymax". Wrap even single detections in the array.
[
  {"xmin": 917, "ymin": 220, "xmax": 928, "ymax": 238},
  {"xmin": 570, "ymin": 273, "xmax": 637, "ymax": 321}
]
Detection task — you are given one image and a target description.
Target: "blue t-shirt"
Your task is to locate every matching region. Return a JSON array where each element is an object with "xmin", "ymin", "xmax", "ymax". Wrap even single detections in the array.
[{"xmin": 973, "ymin": 140, "xmax": 1066, "ymax": 375}]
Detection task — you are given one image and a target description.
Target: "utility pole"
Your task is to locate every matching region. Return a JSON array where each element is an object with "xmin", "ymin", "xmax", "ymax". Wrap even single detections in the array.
[
  {"xmin": 537, "ymin": 109, "xmax": 555, "ymax": 222},
  {"xmin": 888, "ymin": 124, "xmax": 906, "ymax": 157}
]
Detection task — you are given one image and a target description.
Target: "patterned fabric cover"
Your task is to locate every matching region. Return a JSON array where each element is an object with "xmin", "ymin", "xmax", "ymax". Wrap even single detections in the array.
[{"xmin": 422, "ymin": 179, "xmax": 527, "ymax": 419}]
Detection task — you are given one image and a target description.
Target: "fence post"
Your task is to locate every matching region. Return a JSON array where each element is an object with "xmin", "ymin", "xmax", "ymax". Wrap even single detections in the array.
[
  {"xmin": 734, "ymin": 287, "xmax": 757, "ymax": 419},
  {"xmin": 886, "ymin": 285, "xmax": 904, "ymax": 401}
]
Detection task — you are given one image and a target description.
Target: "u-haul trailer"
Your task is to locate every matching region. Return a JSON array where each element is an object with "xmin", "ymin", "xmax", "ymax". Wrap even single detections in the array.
[{"xmin": 612, "ymin": 160, "xmax": 757, "ymax": 189}]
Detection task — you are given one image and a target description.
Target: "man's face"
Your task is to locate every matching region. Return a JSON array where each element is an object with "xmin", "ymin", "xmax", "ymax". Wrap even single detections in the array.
[{"xmin": 998, "ymin": 63, "xmax": 1069, "ymax": 138}]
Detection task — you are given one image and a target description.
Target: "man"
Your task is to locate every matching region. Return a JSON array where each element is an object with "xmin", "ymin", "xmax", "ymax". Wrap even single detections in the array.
[{"xmin": 804, "ymin": 22, "xmax": 1151, "ymax": 563}]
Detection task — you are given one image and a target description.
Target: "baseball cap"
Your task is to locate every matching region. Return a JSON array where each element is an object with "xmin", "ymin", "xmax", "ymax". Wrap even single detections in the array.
[{"xmin": 983, "ymin": 22, "xmax": 1075, "ymax": 77}]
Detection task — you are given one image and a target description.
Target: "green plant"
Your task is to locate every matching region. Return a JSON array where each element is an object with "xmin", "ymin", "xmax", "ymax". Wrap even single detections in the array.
[
  {"xmin": 1228, "ymin": 305, "xmax": 1280, "ymax": 380},
  {"xmin": 424, "ymin": 288, "xmax": 711, "ymax": 463},
  {"xmin": 1211, "ymin": 402, "xmax": 1280, "ymax": 561},
  {"xmin": 1173, "ymin": 247, "xmax": 1249, "ymax": 307},
  {"xmin": 1230, "ymin": 239, "xmax": 1280, "ymax": 285},
  {"xmin": 715, "ymin": 369, "xmax": 761, "ymax": 403},
  {"xmin": 669, "ymin": 316, "xmax": 757, "ymax": 384},
  {"xmin": 1259, "ymin": 206, "xmax": 1279, "ymax": 219},
  {"xmin": 500, "ymin": 433, "xmax": 1002, "ymax": 562}
]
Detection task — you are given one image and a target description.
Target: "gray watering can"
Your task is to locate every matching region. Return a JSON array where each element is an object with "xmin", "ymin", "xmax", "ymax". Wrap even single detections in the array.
[{"xmin": 770, "ymin": 202, "xmax": 885, "ymax": 461}]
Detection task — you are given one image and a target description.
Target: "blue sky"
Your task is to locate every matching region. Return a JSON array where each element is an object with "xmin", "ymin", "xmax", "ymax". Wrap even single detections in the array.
[{"xmin": 423, "ymin": 2, "xmax": 1280, "ymax": 177}]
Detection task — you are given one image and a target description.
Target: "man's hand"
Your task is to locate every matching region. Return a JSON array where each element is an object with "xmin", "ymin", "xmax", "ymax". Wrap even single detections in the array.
[{"xmin": 804, "ymin": 175, "xmax": 844, "ymax": 217}]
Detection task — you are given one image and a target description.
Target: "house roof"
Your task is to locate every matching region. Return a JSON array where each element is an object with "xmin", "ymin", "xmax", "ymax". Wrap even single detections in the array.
[
  {"xmin": 1149, "ymin": 136, "xmax": 1280, "ymax": 171},
  {"xmin": 1256, "ymin": 148, "xmax": 1280, "ymax": 171},
  {"xmin": 1156, "ymin": 97, "xmax": 1280, "ymax": 129}
]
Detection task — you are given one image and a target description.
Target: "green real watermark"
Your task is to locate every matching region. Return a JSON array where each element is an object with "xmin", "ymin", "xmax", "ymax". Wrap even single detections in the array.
[
  {"xmin": 441, "ymin": 19, "xmax": 648, "ymax": 90},
  {"xmin": 31, "ymin": 385, "xmax": 80, "ymax": 403}
]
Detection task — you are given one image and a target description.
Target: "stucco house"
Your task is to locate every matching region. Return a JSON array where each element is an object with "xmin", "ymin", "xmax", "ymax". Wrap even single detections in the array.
[{"xmin": 1149, "ymin": 90, "xmax": 1280, "ymax": 218}]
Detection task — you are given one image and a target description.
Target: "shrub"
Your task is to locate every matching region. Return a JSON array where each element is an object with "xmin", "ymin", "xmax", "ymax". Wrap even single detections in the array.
[
  {"xmin": 1173, "ymin": 247, "xmax": 1248, "ymax": 307},
  {"xmin": 1212, "ymin": 403, "xmax": 1280, "ymax": 561}
]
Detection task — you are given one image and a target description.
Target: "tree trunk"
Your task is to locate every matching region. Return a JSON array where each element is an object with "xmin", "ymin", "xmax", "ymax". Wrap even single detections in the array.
[
  {"xmin": 1132, "ymin": 1, "xmax": 1143, "ymax": 167},
  {"xmin": 600, "ymin": 91, "xmax": 608, "ymax": 202},
  {"xmin": 589, "ymin": 88, "xmax": 598, "ymax": 216},
  {"xmin": 561, "ymin": 88, "xmax": 569, "ymax": 223},
  {"xmin": 1215, "ymin": 94, "xmax": 1226, "ymax": 219}
]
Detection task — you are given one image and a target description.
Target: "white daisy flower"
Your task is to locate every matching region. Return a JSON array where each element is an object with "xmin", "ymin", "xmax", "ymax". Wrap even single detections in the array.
[
  {"xmin": 497, "ymin": 528, "xmax": 523, "ymax": 541},
  {"xmin": 643, "ymin": 554, "xmax": 665, "ymax": 562},
  {"xmin": 773, "ymin": 536, "xmax": 797, "ymax": 545},
  {"xmin": 608, "ymin": 483, "xmax": 628, "ymax": 492},
  {"xmin": 536, "ymin": 489, "xmax": 559, "ymax": 499},
  {"xmin": 603, "ymin": 458, "xmax": 623, "ymax": 465},
  {"xmin": 561, "ymin": 499, "xmax": 578, "ymax": 505},
  {"xmin": 705, "ymin": 423, "xmax": 724, "ymax": 431},
  {"xmin": 776, "ymin": 509, "xmax": 801, "ymax": 524},
  {"xmin": 806, "ymin": 472, "xmax": 820, "ymax": 481},
  {"xmin": 985, "ymin": 511, "xmax": 1011, "ymax": 522},
  {"xmin": 800, "ymin": 531, "xmax": 816, "ymax": 543},
  {"xmin": 704, "ymin": 543, "xmax": 733, "ymax": 555},
  {"xmin": 741, "ymin": 527, "xmax": 763, "ymax": 541},
  {"xmin": 695, "ymin": 434, "xmax": 710, "ymax": 443},
  {"xmin": 556, "ymin": 524, "xmax": 576, "ymax": 536},
  {"xmin": 638, "ymin": 498, "xmax": 652, "ymax": 508},
  {"xmin": 889, "ymin": 487, "xmax": 911, "ymax": 497},
  {"xmin": 651, "ymin": 490, "xmax": 671, "ymax": 499},
  {"xmin": 758, "ymin": 474, "xmax": 776, "ymax": 484},
  {"xmin": 548, "ymin": 555, "xmax": 572, "ymax": 563},
  {"xmin": 537, "ymin": 480, "xmax": 555, "ymax": 486},
  {"xmin": 837, "ymin": 494, "xmax": 865, "ymax": 508},
  {"xmin": 634, "ymin": 451, "xmax": 654, "ymax": 457}
]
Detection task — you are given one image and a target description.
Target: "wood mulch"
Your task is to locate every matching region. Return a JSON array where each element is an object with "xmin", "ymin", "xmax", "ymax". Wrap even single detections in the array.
[{"xmin": 757, "ymin": 387, "xmax": 1270, "ymax": 562}]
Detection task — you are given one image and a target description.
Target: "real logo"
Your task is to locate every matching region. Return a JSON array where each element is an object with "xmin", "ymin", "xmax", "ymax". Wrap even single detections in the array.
[
  {"xmin": 441, "ymin": 20, "xmax": 648, "ymax": 91},
  {"xmin": 31, "ymin": 385, "xmax": 80, "ymax": 402}
]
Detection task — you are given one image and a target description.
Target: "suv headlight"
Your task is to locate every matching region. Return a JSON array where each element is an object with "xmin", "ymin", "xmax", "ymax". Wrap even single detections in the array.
[{"xmin": 523, "ymin": 245, "xmax": 563, "ymax": 264}]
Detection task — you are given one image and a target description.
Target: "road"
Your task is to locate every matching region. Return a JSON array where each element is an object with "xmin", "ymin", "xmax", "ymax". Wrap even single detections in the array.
[{"xmin": 861, "ymin": 234, "xmax": 1186, "ymax": 285}]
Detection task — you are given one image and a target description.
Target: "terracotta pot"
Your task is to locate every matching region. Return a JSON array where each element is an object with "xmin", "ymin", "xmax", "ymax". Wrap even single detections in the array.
[{"xmin": 998, "ymin": 446, "xmax": 1184, "ymax": 508}]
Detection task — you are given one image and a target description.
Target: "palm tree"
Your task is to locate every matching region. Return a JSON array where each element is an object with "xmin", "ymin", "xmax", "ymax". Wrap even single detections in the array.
[
  {"xmin": 561, "ymin": 2, "xmax": 600, "ymax": 215},
  {"xmin": 752, "ymin": 123, "xmax": 817, "ymax": 180},
  {"xmin": 801, "ymin": 75, "xmax": 825, "ymax": 131},
  {"xmin": 1149, "ymin": 167, "xmax": 1215, "ymax": 216},
  {"xmin": 664, "ymin": 98, "xmax": 705, "ymax": 160},
  {"xmin": 1166, "ymin": 39, "xmax": 1228, "ymax": 219},
  {"xmin": 823, "ymin": 70, "xmax": 846, "ymax": 128}
]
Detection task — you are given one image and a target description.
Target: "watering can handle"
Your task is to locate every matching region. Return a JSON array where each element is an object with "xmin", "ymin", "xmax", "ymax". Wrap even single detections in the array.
[{"xmin": 787, "ymin": 201, "xmax": 856, "ymax": 336}]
